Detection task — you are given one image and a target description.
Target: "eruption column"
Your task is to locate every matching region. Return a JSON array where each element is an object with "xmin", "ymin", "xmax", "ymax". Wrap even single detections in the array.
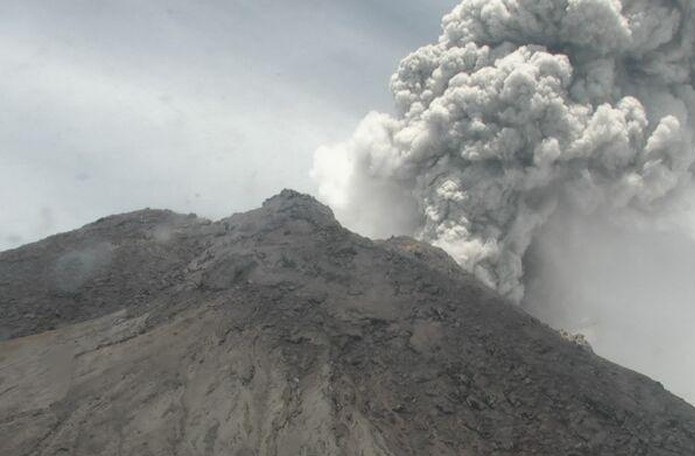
[{"xmin": 313, "ymin": 0, "xmax": 695, "ymax": 301}]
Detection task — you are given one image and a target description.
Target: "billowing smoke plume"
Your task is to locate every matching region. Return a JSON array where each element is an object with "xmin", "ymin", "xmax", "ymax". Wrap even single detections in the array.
[{"xmin": 313, "ymin": 0, "xmax": 695, "ymax": 302}]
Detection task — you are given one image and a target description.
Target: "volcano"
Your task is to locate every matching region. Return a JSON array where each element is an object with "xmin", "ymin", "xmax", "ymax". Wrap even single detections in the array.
[{"xmin": 1, "ymin": 190, "xmax": 694, "ymax": 455}]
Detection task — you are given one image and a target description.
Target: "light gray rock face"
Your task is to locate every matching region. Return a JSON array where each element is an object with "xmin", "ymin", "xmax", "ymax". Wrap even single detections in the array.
[{"xmin": 1, "ymin": 190, "xmax": 695, "ymax": 455}]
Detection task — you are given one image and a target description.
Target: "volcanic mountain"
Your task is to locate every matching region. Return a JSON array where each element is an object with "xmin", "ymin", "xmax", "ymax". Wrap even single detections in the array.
[{"xmin": 1, "ymin": 190, "xmax": 694, "ymax": 455}]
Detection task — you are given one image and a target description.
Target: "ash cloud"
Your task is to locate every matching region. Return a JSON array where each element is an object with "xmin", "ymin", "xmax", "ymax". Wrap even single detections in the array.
[
  {"xmin": 522, "ymin": 206, "xmax": 695, "ymax": 404},
  {"xmin": 313, "ymin": 0, "xmax": 695, "ymax": 403},
  {"xmin": 313, "ymin": 0, "xmax": 695, "ymax": 302}
]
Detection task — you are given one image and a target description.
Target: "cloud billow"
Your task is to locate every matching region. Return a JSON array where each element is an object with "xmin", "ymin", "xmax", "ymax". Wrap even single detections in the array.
[{"xmin": 313, "ymin": 0, "xmax": 695, "ymax": 301}]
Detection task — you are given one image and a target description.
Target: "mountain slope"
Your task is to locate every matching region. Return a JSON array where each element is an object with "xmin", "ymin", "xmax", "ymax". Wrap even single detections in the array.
[{"xmin": 1, "ymin": 190, "xmax": 694, "ymax": 455}]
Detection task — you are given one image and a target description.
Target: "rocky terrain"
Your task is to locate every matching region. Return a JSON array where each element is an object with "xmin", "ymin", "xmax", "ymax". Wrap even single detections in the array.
[{"xmin": 1, "ymin": 190, "xmax": 695, "ymax": 455}]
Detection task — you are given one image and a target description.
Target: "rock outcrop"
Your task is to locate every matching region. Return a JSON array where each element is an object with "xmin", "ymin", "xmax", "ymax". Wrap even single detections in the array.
[{"xmin": 2, "ymin": 190, "xmax": 695, "ymax": 455}]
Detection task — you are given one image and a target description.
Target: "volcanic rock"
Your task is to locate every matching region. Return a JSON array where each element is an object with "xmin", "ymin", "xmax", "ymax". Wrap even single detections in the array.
[{"xmin": 1, "ymin": 190, "xmax": 694, "ymax": 455}]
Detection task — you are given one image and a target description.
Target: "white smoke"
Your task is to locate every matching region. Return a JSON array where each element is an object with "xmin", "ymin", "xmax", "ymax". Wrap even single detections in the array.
[{"xmin": 313, "ymin": 0, "xmax": 695, "ymax": 302}]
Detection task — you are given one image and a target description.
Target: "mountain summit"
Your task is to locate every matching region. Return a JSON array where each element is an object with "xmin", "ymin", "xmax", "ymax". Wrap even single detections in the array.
[{"xmin": 2, "ymin": 190, "xmax": 694, "ymax": 455}]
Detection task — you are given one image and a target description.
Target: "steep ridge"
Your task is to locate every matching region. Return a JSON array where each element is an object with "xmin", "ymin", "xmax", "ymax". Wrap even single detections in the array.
[{"xmin": 1, "ymin": 190, "xmax": 694, "ymax": 455}]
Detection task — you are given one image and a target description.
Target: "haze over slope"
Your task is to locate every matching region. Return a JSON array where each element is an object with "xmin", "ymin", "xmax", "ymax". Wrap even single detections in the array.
[{"xmin": 1, "ymin": 191, "xmax": 695, "ymax": 455}]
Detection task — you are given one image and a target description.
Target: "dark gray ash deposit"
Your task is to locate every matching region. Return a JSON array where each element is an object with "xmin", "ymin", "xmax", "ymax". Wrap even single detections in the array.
[{"xmin": 1, "ymin": 190, "xmax": 694, "ymax": 455}]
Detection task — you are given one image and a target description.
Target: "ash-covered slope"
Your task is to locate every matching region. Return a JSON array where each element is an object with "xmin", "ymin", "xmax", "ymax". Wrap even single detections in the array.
[{"xmin": 1, "ymin": 190, "xmax": 694, "ymax": 455}]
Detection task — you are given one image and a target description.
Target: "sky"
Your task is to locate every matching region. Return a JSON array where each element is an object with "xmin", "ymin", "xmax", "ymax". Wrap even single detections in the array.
[{"xmin": 0, "ymin": 0, "xmax": 458, "ymax": 250}]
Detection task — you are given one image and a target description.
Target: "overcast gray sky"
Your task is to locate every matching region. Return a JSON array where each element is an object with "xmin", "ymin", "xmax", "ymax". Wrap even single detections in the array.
[{"xmin": 0, "ymin": 0, "xmax": 458, "ymax": 250}]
